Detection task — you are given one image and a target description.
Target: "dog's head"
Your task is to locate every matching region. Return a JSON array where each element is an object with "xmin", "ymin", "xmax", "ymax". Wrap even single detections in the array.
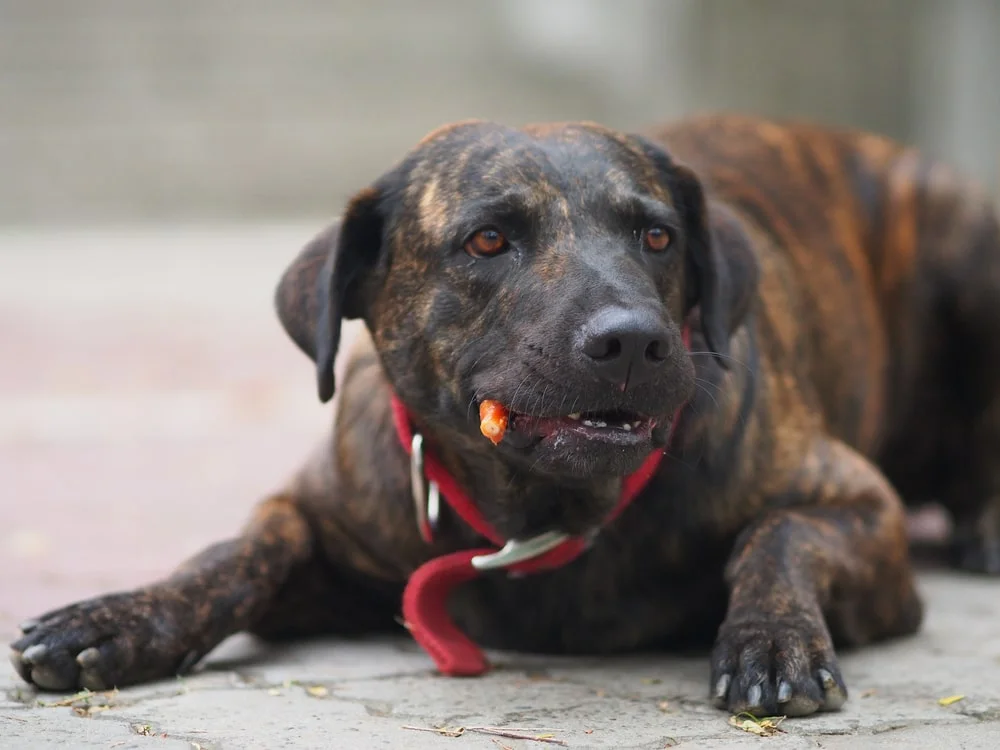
[{"xmin": 276, "ymin": 121, "xmax": 755, "ymax": 482}]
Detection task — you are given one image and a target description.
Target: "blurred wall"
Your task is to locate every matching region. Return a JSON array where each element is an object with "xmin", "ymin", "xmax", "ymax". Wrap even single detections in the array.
[{"xmin": 1, "ymin": 0, "xmax": 997, "ymax": 226}]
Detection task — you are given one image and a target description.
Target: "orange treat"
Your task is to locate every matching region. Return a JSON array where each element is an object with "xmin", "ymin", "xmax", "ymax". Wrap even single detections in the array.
[{"xmin": 479, "ymin": 400, "xmax": 509, "ymax": 445}]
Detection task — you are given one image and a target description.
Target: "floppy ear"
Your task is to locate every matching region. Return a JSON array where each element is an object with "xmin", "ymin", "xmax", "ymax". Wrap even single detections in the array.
[
  {"xmin": 273, "ymin": 186, "xmax": 385, "ymax": 403},
  {"xmin": 630, "ymin": 135, "xmax": 757, "ymax": 365},
  {"xmin": 669, "ymin": 164, "xmax": 759, "ymax": 367}
]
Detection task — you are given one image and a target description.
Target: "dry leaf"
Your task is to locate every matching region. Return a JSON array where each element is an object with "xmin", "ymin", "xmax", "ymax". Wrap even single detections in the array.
[
  {"xmin": 585, "ymin": 729, "xmax": 594, "ymax": 735},
  {"xmin": 37, "ymin": 689, "xmax": 93, "ymax": 708},
  {"xmin": 403, "ymin": 725, "xmax": 566, "ymax": 745},
  {"xmin": 728, "ymin": 713, "xmax": 786, "ymax": 737},
  {"xmin": 468, "ymin": 727, "xmax": 566, "ymax": 746},
  {"xmin": 657, "ymin": 700, "xmax": 671, "ymax": 712},
  {"xmin": 402, "ymin": 725, "xmax": 466, "ymax": 737},
  {"xmin": 861, "ymin": 689, "xmax": 877, "ymax": 698},
  {"xmin": 594, "ymin": 689, "xmax": 607, "ymax": 698},
  {"xmin": 132, "ymin": 724, "xmax": 153, "ymax": 736},
  {"xmin": 72, "ymin": 704, "xmax": 111, "ymax": 717},
  {"xmin": 938, "ymin": 694, "xmax": 965, "ymax": 706},
  {"xmin": 642, "ymin": 678, "xmax": 663, "ymax": 685},
  {"xmin": 305, "ymin": 685, "xmax": 329, "ymax": 698}
]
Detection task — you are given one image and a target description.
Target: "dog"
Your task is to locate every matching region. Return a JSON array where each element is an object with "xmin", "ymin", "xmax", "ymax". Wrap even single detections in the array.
[{"xmin": 10, "ymin": 113, "xmax": 1000, "ymax": 718}]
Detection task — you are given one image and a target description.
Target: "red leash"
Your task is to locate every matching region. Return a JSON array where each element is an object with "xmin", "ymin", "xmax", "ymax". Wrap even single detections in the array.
[{"xmin": 395, "ymin": 325, "xmax": 691, "ymax": 676}]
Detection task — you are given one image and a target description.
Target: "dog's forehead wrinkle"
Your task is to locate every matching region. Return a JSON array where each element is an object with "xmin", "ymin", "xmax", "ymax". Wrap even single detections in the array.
[
  {"xmin": 416, "ymin": 177, "xmax": 451, "ymax": 240},
  {"xmin": 478, "ymin": 152, "xmax": 561, "ymax": 193}
]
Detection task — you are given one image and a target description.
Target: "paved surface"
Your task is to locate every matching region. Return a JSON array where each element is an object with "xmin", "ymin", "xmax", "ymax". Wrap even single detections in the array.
[{"xmin": 2, "ymin": 227, "xmax": 1000, "ymax": 749}]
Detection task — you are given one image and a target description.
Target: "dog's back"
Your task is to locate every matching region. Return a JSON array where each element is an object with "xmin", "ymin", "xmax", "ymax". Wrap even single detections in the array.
[{"xmin": 652, "ymin": 114, "xmax": 1000, "ymax": 516}]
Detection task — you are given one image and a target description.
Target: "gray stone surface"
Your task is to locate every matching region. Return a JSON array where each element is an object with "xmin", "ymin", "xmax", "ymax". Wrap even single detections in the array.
[
  {"xmin": 4, "ymin": 571, "xmax": 1000, "ymax": 749},
  {"xmin": 3, "ymin": 227, "xmax": 1000, "ymax": 748}
]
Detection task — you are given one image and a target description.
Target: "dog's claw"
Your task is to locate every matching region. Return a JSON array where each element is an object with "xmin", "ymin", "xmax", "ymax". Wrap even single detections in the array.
[
  {"xmin": 817, "ymin": 667, "xmax": 848, "ymax": 710},
  {"xmin": 777, "ymin": 680, "xmax": 792, "ymax": 704},
  {"xmin": 21, "ymin": 644, "xmax": 47, "ymax": 664},
  {"xmin": 710, "ymin": 616, "xmax": 843, "ymax": 717},
  {"xmin": 10, "ymin": 588, "xmax": 197, "ymax": 691},
  {"xmin": 713, "ymin": 674, "xmax": 731, "ymax": 706},
  {"xmin": 9, "ymin": 649, "xmax": 30, "ymax": 682},
  {"xmin": 76, "ymin": 647, "xmax": 100, "ymax": 668},
  {"xmin": 18, "ymin": 619, "xmax": 40, "ymax": 635}
]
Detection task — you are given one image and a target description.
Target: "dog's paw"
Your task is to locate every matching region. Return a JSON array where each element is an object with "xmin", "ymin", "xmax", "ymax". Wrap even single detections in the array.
[
  {"xmin": 9, "ymin": 590, "xmax": 200, "ymax": 692},
  {"xmin": 709, "ymin": 616, "xmax": 847, "ymax": 717}
]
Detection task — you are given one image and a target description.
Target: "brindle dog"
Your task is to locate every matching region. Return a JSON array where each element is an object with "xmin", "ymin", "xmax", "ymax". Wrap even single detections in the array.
[{"xmin": 11, "ymin": 114, "xmax": 1000, "ymax": 717}]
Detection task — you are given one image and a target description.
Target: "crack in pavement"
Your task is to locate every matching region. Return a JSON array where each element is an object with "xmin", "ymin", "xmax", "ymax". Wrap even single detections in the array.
[{"xmin": 8, "ymin": 661, "xmax": 1000, "ymax": 749}]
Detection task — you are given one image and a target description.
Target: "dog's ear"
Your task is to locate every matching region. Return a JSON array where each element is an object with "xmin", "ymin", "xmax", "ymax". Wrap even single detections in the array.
[
  {"xmin": 632, "ymin": 134, "xmax": 758, "ymax": 366},
  {"xmin": 274, "ymin": 186, "xmax": 385, "ymax": 403},
  {"xmin": 669, "ymin": 164, "xmax": 759, "ymax": 367}
]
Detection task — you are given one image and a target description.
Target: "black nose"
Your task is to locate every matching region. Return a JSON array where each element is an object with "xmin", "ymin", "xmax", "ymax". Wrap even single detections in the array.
[{"xmin": 579, "ymin": 308, "xmax": 672, "ymax": 388}]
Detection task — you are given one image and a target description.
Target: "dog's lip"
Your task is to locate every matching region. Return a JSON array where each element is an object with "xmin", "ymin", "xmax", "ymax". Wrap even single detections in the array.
[{"xmin": 505, "ymin": 408, "xmax": 657, "ymax": 445}]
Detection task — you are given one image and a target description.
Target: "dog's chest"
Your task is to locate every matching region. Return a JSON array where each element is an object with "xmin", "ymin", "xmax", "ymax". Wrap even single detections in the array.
[{"xmin": 446, "ymin": 530, "xmax": 731, "ymax": 654}]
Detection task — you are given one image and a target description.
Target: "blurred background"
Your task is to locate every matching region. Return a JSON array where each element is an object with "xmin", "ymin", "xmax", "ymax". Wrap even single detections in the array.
[
  {"xmin": 2, "ymin": 0, "xmax": 998, "ymax": 224},
  {"xmin": 1, "ymin": 1, "xmax": 997, "ymax": 633}
]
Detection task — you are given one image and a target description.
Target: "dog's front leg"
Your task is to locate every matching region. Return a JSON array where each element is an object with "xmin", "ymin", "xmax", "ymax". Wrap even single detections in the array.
[
  {"xmin": 10, "ymin": 494, "xmax": 312, "ymax": 691},
  {"xmin": 710, "ymin": 438, "xmax": 924, "ymax": 717}
]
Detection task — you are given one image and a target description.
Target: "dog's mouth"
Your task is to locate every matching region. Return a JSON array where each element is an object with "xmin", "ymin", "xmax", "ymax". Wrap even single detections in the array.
[
  {"xmin": 507, "ymin": 408, "xmax": 656, "ymax": 446},
  {"xmin": 475, "ymin": 397, "xmax": 674, "ymax": 476}
]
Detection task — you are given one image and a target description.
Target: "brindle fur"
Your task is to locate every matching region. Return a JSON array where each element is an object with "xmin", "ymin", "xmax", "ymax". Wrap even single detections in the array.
[{"xmin": 11, "ymin": 114, "xmax": 1000, "ymax": 718}]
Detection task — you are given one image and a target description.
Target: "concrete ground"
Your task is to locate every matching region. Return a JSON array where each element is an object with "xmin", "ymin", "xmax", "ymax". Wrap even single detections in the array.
[{"xmin": 2, "ymin": 227, "xmax": 999, "ymax": 749}]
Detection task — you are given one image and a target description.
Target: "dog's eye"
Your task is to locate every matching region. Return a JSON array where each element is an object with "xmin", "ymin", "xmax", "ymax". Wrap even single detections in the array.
[
  {"xmin": 642, "ymin": 226, "xmax": 672, "ymax": 253},
  {"xmin": 464, "ymin": 228, "xmax": 509, "ymax": 258}
]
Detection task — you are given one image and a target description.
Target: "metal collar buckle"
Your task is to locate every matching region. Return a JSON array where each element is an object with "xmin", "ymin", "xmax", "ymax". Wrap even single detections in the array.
[
  {"xmin": 470, "ymin": 530, "xmax": 571, "ymax": 571},
  {"xmin": 410, "ymin": 433, "xmax": 440, "ymax": 538},
  {"xmin": 410, "ymin": 430, "xmax": 572, "ymax": 572}
]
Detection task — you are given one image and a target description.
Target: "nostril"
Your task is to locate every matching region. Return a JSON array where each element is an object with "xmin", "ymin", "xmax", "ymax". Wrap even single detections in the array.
[
  {"xmin": 644, "ymin": 339, "xmax": 668, "ymax": 362},
  {"xmin": 579, "ymin": 308, "xmax": 672, "ymax": 388},
  {"xmin": 601, "ymin": 338, "xmax": 622, "ymax": 361},
  {"xmin": 585, "ymin": 335, "xmax": 623, "ymax": 361}
]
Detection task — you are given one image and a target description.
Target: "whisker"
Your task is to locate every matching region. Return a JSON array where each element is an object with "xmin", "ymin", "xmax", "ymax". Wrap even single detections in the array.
[
  {"xmin": 693, "ymin": 376, "xmax": 723, "ymax": 393},
  {"xmin": 662, "ymin": 448, "xmax": 700, "ymax": 473},
  {"xmin": 508, "ymin": 374, "xmax": 533, "ymax": 413},
  {"xmin": 687, "ymin": 351, "xmax": 753, "ymax": 374},
  {"xmin": 694, "ymin": 381, "xmax": 720, "ymax": 410}
]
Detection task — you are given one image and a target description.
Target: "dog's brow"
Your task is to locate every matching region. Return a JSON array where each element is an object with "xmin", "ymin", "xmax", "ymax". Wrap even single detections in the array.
[
  {"xmin": 478, "ymin": 184, "xmax": 543, "ymax": 206},
  {"xmin": 605, "ymin": 192, "xmax": 679, "ymax": 227},
  {"xmin": 458, "ymin": 186, "xmax": 545, "ymax": 218}
]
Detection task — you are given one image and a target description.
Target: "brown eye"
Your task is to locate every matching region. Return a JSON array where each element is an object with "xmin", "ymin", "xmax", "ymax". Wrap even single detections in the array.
[
  {"xmin": 643, "ymin": 226, "xmax": 672, "ymax": 253},
  {"xmin": 464, "ymin": 228, "xmax": 508, "ymax": 258}
]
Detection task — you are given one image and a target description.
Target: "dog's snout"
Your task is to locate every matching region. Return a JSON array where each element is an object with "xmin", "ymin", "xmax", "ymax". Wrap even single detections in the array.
[{"xmin": 579, "ymin": 308, "xmax": 671, "ymax": 388}]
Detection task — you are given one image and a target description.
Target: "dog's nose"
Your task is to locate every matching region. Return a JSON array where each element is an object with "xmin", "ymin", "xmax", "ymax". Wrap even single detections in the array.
[{"xmin": 579, "ymin": 308, "xmax": 671, "ymax": 388}]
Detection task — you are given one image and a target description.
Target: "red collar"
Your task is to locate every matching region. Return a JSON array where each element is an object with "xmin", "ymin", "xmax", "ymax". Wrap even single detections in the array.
[{"xmin": 394, "ymin": 325, "xmax": 691, "ymax": 676}]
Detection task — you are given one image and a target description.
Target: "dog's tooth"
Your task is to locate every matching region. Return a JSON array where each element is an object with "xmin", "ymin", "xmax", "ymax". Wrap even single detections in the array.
[
  {"xmin": 622, "ymin": 422, "xmax": 632, "ymax": 431},
  {"xmin": 568, "ymin": 413, "xmax": 581, "ymax": 420},
  {"xmin": 595, "ymin": 421, "xmax": 607, "ymax": 428},
  {"xmin": 583, "ymin": 420, "xmax": 595, "ymax": 427}
]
